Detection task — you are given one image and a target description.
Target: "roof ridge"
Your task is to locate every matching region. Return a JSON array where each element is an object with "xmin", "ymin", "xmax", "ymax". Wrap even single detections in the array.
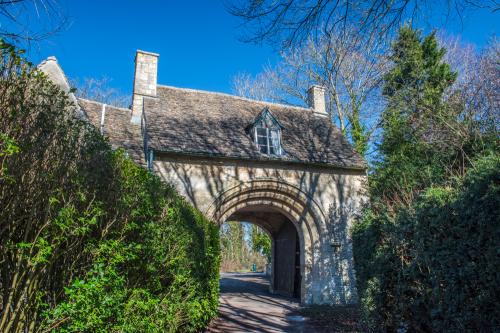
[
  {"xmin": 77, "ymin": 97, "xmax": 132, "ymax": 113},
  {"xmin": 156, "ymin": 84, "xmax": 312, "ymax": 112}
]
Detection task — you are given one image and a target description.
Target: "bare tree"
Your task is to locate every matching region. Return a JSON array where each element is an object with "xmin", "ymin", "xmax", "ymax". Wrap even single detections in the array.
[
  {"xmin": 228, "ymin": 1, "xmax": 499, "ymax": 148},
  {"xmin": 71, "ymin": 77, "xmax": 130, "ymax": 109},
  {"xmin": 232, "ymin": 71, "xmax": 281, "ymax": 103},
  {"xmin": 233, "ymin": 28, "xmax": 388, "ymax": 156},
  {"xmin": 228, "ymin": 0, "xmax": 499, "ymax": 157},
  {"xmin": 436, "ymin": 34, "xmax": 499, "ymax": 130},
  {"xmin": 474, "ymin": 39, "xmax": 500, "ymax": 129},
  {"xmin": 227, "ymin": 0, "xmax": 499, "ymax": 50},
  {"xmin": 0, "ymin": 0, "xmax": 67, "ymax": 45},
  {"xmin": 234, "ymin": 29, "xmax": 499, "ymax": 157}
]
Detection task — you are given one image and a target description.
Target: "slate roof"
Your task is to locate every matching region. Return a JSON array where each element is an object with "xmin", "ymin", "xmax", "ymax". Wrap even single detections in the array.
[
  {"xmin": 78, "ymin": 86, "xmax": 366, "ymax": 170},
  {"xmin": 144, "ymin": 85, "xmax": 366, "ymax": 169},
  {"xmin": 78, "ymin": 98, "xmax": 146, "ymax": 166}
]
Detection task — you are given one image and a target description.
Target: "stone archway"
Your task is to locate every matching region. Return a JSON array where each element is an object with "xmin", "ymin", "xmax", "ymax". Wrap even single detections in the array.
[
  {"xmin": 155, "ymin": 156, "xmax": 365, "ymax": 305},
  {"xmin": 206, "ymin": 179, "xmax": 326, "ymax": 304}
]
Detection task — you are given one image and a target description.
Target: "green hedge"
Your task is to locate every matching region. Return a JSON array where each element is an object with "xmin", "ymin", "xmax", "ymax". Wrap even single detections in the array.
[
  {"xmin": 353, "ymin": 154, "xmax": 500, "ymax": 332},
  {"xmin": 0, "ymin": 40, "xmax": 219, "ymax": 332}
]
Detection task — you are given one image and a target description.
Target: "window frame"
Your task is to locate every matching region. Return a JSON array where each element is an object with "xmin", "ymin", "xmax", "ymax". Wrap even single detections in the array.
[{"xmin": 253, "ymin": 120, "xmax": 283, "ymax": 156}]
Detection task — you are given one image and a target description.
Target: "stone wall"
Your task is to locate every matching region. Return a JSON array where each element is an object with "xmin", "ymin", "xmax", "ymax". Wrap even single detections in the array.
[{"xmin": 153, "ymin": 154, "xmax": 366, "ymax": 305}]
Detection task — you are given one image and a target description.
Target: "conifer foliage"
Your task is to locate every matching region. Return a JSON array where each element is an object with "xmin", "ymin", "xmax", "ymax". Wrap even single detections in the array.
[
  {"xmin": 373, "ymin": 26, "xmax": 459, "ymax": 202},
  {"xmin": 352, "ymin": 27, "xmax": 499, "ymax": 332}
]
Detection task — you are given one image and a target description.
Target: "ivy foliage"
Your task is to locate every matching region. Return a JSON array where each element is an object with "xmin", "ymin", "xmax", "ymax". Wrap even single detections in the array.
[
  {"xmin": 352, "ymin": 27, "xmax": 499, "ymax": 332},
  {"xmin": 354, "ymin": 154, "xmax": 500, "ymax": 332},
  {"xmin": 0, "ymin": 39, "xmax": 219, "ymax": 333}
]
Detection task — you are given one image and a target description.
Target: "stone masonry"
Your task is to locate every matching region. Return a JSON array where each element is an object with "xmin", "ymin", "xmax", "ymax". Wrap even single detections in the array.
[
  {"xmin": 41, "ymin": 50, "xmax": 367, "ymax": 305},
  {"xmin": 131, "ymin": 51, "xmax": 159, "ymax": 124}
]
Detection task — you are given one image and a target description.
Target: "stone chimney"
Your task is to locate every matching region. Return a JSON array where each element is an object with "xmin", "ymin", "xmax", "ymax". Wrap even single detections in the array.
[
  {"xmin": 307, "ymin": 85, "xmax": 327, "ymax": 117},
  {"xmin": 131, "ymin": 50, "xmax": 159, "ymax": 124}
]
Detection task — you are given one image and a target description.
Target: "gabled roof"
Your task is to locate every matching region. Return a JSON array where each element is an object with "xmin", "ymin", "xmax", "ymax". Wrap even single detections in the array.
[
  {"xmin": 249, "ymin": 107, "xmax": 284, "ymax": 130},
  {"xmin": 38, "ymin": 56, "xmax": 85, "ymax": 119},
  {"xmin": 78, "ymin": 98, "xmax": 146, "ymax": 167},
  {"xmin": 143, "ymin": 85, "xmax": 366, "ymax": 169},
  {"xmin": 41, "ymin": 55, "xmax": 364, "ymax": 170}
]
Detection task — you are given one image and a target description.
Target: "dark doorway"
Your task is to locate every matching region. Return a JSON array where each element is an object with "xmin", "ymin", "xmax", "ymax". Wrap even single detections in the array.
[
  {"xmin": 293, "ymin": 235, "xmax": 301, "ymax": 298},
  {"xmin": 273, "ymin": 222, "xmax": 301, "ymax": 298}
]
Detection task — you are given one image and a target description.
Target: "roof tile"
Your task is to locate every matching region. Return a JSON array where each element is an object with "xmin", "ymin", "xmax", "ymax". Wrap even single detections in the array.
[
  {"xmin": 145, "ymin": 86, "xmax": 366, "ymax": 169},
  {"xmin": 78, "ymin": 98, "xmax": 146, "ymax": 166}
]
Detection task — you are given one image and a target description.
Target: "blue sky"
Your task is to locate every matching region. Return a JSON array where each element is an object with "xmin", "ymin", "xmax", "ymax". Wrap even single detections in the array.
[
  {"xmin": 26, "ymin": 1, "xmax": 498, "ymax": 97},
  {"xmin": 28, "ymin": 1, "xmax": 277, "ymax": 96}
]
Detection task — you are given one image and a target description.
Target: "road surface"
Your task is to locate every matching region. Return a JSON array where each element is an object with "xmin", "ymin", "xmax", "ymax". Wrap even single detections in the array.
[{"xmin": 205, "ymin": 272, "xmax": 315, "ymax": 333}]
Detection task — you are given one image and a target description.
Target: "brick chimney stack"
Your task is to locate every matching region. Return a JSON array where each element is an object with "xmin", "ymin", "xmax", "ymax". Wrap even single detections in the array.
[
  {"xmin": 131, "ymin": 50, "xmax": 159, "ymax": 124},
  {"xmin": 307, "ymin": 85, "xmax": 328, "ymax": 117}
]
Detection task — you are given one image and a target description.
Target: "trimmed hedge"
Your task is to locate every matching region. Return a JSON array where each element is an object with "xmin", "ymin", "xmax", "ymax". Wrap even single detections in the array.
[
  {"xmin": 0, "ymin": 40, "xmax": 219, "ymax": 332},
  {"xmin": 353, "ymin": 154, "xmax": 500, "ymax": 332}
]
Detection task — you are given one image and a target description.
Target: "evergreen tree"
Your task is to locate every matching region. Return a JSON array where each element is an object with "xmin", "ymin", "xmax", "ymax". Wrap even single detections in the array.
[
  {"xmin": 372, "ymin": 26, "xmax": 457, "ymax": 202},
  {"xmin": 353, "ymin": 27, "xmax": 499, "ymax": 331}
]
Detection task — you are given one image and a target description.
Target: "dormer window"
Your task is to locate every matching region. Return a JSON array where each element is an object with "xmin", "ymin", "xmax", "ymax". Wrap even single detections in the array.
[{"xmin": 250, "ymin": 108, "xmax": 284, "ymax": 156}]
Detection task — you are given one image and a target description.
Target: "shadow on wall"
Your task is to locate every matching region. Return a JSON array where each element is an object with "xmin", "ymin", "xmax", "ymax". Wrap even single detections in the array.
[
  {"xmin": 150, "ymin": 127, "xmax": 366, "ymax": 305},
  {"xmin": 323, "ymin": 193, "xmax": 361, "ymax": 304},
  {"xmin": 154, "ymin": 153, "xmax": 363, "ymax": 217},
  {"xmin": 150, "ymin": 104, "xmax": 365, "ymax": 208}
]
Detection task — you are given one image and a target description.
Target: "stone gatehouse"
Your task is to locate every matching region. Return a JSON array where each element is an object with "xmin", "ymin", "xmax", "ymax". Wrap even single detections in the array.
[{"xmin": 40, "ymin": 50, "xmax": 367, "ymax": 305}]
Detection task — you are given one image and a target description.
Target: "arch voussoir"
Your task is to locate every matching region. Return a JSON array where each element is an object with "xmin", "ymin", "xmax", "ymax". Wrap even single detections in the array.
[{"xmin": 206, "ymin": 179, "xmax": 326, "ymax": 304}]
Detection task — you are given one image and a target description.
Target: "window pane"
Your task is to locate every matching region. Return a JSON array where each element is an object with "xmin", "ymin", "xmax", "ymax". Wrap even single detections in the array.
[
  {"xmin": 257, "ymin": 136, "xmax": 267, "ymax": 145},
  {"xmin": 270, "ymin": 130, "xmax": 280, "ymax": 155},
  {"xmin": 253, "ymin": 120, "xmax": 282, "ymax": 156},
  {"xmin": 256, "ymin": 127, "xmax": 267, "ymax": 136}
]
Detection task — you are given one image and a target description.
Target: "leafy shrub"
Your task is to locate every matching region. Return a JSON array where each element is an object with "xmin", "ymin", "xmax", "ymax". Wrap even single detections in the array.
[
  {"xmin": 0, "ymin": 40, "xmax": 219, "ymax": 332},
  {"xmin": 353, "ymin": 154, "xmax": 500, "ymax": 332}
]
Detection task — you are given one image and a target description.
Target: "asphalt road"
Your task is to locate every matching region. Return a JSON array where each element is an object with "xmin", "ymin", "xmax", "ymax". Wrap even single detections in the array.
[{"xmin": 205, "ymin": 272, "xmax": 315, "ymax": 333}]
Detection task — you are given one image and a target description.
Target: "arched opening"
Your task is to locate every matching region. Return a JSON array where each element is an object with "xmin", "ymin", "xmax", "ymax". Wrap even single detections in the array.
[
  {"xmin": 219, "ymin": 220, "xmax": 271, "ymax": 274},
  {"xmin": 206, "ymin": 179, "xmax": 325, "ymax": 304},
  {"xmin": 228, "ymin": 206, "xmax": 301, "ymax": 298}
]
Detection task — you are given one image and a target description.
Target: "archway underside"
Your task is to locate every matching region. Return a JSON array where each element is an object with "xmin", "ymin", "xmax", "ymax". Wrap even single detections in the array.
[
  {"xmin": 228, "ymin": 205, "xmax": 289, "ymax": 236},
  {"xmin": 208, "ymin": 180, "xmax": 325, "ymax": 304},
  {"xmin": 227, "ymin": 206, "xmax": 302, "ymax": 298}
]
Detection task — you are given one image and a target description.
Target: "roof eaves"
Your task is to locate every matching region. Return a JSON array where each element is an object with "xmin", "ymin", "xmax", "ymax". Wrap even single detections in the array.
[{"xmin": 152, "ymin": 148, "xmax": 367, "ymax": 171}]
